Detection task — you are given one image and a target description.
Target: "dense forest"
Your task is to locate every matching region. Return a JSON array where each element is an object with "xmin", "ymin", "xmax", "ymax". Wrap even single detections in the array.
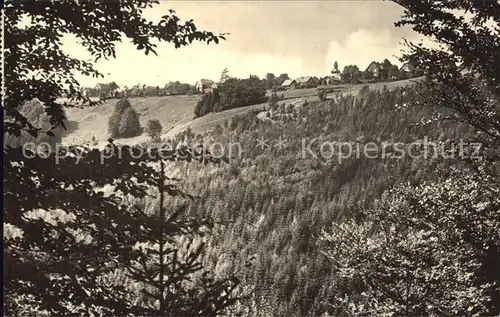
[{"xmin": 157, "ymin": 85, "xmax": 478, "ymax": 315}]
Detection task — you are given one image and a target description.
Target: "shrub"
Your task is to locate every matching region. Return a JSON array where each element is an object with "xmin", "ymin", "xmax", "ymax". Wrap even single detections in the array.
[
  {"xmin": 4, "ymin": 99, "xmax": 65, "ymax": 149},
  {"xmin": 118, "ymin": 107, "xmax": 142, "ymax": 138},
  {"xmin": 108, "ymin": 111, "xmax": 122, "ymax": 138},
  {"xmin": 108, "ymin": 99, "xmax": 130, "ymax": 138},
  {"xmin": 115, "ymin": 98, "xmax": 132, "ymax": 113},
  {"xmin": 108, "ymin": 98, "xmax": 142, "ymax": 138},
  {"xmin": 99, "ymin": 91, "xmax": 108, "ymax": 101},
  {"xmin": 145, "ymin": 119, "xmax": 163, "ymax": 141},
  {"xmin": 194, "ymin": 91, "xmax": 220, "ymax": 118}
]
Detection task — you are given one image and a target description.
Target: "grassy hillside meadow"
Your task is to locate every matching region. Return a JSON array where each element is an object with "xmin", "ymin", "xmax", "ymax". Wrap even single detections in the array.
[{"xmin": 60, "ymin": 95, "xmax": 201, "ymax": 146}]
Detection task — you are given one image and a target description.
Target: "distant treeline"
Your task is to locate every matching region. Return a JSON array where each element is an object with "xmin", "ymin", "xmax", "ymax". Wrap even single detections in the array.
[{"xmin": 84, "ymin": 81, "xmax": 198, "ymax": 99}]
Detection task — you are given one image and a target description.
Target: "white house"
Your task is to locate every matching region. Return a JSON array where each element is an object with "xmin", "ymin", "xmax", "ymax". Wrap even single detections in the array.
[
  {"xmin": 281, "ymin": 79, "xmax": 296, "ymax": 90},
  {"xmin": 195, "ymin": 79, "xmax": 215, "ymax": 92}
]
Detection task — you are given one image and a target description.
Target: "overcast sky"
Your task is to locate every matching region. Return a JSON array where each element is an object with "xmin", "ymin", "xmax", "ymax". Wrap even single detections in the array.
[{"xmin": 65, "ymin": 0, "xmax": 424, "ymax": 87}]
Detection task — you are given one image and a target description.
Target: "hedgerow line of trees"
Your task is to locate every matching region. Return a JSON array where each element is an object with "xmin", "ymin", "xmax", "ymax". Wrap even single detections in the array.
[
  {"xmin": 84, "ymin": 58, "xmax": 420, "ymax": 103},
  {"xmin": 194, "ymin": 75, "xmax": 268, "ymax": 118},
  {"xmin": 85, "ymin": 82, "xmax": 199, "ymax": 100},
  {"xmin": 338, "ymin": 58, "xmax": 423, "ymax": 85},
  {"xmin": 87, "ymin": 57, "xmax": 418, "ymax": 104}
]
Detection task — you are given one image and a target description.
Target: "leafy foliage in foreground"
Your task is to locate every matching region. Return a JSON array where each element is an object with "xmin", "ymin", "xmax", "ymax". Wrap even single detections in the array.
[
  {"xmin": 4, "ymin": 142, "xmax": 240, "ymax": 315},
  {"xmin": 320, "ymin": 170, "xmax": 499, "ymax": 315},
  {"xmin": 319, "ymin": 0, "xmax": 500, "ymax": 315},
  {"xmin": 3, "ymin": 99, "xmax": 66, "ymax": 149},
  {"xmin": 3, "ymin": 0, "xmax": 239, "ymax": 315}
]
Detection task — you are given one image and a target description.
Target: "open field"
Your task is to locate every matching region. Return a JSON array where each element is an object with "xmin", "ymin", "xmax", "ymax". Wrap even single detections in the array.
[
  {"xmin": 341, "ymin": 77, "xmax": 423, "ymax": 94},
  {"xmin": 61, "ymin": 77, "xmax": 424, "ymax": 146},
  {"xmin": 164, "ymin": 95, "xmax": 318, "ymax": 137},
  {"xmin": 61, "ymin": 95, "xmax": 201, "ymax": 145},
  {"xmin": 267, "ymin": 87, "xmax": 318, "ymax": 99}
]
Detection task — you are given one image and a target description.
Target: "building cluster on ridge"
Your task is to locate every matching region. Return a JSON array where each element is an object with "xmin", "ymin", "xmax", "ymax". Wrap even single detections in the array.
[{"xmin": 85, "ymin": 59, "xmax": 423, "ymax": 99}]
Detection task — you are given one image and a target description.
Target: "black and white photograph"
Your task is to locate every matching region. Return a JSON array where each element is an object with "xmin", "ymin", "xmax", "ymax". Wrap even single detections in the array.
[{"xmin": 2, "ymin": 0, "xmax": 500, "ymax": 316}]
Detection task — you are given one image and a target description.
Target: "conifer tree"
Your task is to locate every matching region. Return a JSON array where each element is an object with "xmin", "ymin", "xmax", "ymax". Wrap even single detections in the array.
[{"xmin": 123, "ymin": 161, "xmax": 241, "ymax": 315}]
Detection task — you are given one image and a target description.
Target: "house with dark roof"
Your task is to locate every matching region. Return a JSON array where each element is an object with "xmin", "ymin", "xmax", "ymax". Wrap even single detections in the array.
[
  {"xmin": 95, "ymin": 83, "xmax": 111, "ymax": 91},
  {"xmin": 365, "ymin": 62, "xmax": 383, "ymax": 79},
  {"xmin": 320, "ymin": 73, "xmax": 342, "ymax": 86},
  {"xmin": 203, "ymin": 82, "xmax": 219, "ymax": 94},
  {"xmin": 399, "ymin": 61, "xmax": 425, "ymax": 78},
  {"xmin": 365, "ymin": 61, "xmax": 392, "ymax": 81},
  {"xmin": 95, "ymin": 83, "xmax": 114, "ymax": 99}
]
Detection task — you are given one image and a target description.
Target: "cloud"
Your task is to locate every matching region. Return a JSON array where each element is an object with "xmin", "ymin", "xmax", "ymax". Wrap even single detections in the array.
[
  {"xmin": 325, "ymin": 29, "xmax": 407, "ymax": 72},
  {"xmin": 66, "ymin": 33, "xmax": 305, "ymax": 87},
  {"xmin": 61, "ymin": 1, "xmax": 421, "ymax": 86}
]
